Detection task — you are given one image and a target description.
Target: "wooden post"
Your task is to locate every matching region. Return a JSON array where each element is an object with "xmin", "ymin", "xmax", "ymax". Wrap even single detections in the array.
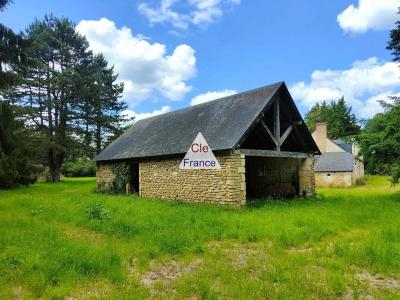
[
  {"xmin": 279, "ymin": 125, "xmax": 293, "ymax": 148},
  {"xmin": 126, "ymin": 163, "xmax": 132, "ymax": 194},
  {"xmin": 258, "ymin": 95, "xmax": 301, "ymax": 151},
  {"xmin": 261, "ymin": 119, "xmax": 278, "ymax": 147},
  {"xmin": 273, "ymin": 97, "xmax": 280, "ymax": 151}
]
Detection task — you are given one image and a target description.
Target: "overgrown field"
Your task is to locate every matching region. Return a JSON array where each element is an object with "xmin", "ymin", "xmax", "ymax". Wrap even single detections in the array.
[{"xmin": 0, "ymin": 176, "xmax": 400, "ymax": 299}]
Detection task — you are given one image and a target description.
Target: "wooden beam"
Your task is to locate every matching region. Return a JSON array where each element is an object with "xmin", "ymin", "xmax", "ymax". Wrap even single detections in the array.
[
  {"xmin": 257, "ymin": 96, "xmax": 302, "ymax": 152},
  {"xmin": 279, "ymin": 125, "xmax": 293, "ymax": 147},
  {"xmin": 273, "ymin": 97, "xmax": 280, "ymax": 150},
  {"xmin": 260, "ymin": 119, "xmax": 278, "ymax": 146},
  {"xmin": 234, "ymin": 100, "xmax": 276, "ymax": 149},
  {"xmin": 235, "ymin": 149, "xmax": 309, "ymax": 159}
]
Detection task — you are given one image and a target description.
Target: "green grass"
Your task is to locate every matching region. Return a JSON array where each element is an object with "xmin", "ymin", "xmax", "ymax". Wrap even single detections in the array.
[{"xmin": 0, "ymin": 176, "xmax": 400, "ymax": 299}]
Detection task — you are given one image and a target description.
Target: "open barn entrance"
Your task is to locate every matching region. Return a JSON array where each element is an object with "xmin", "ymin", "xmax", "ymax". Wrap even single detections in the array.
[
  {"xmin": 245, "ymin": 156, "xmax": 299, "ymax": 199},
  {"xmin": 128, "ymin": 163, "xmax": 139, "ymax": 194},
  {"xmin": 236, "ymin": 85, "xmax": 316, "ymax": 200}
]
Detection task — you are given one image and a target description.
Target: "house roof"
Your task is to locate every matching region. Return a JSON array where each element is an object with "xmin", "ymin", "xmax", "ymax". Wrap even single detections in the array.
[
  {"xmin": 332, "ymin": 139, "xmax": 352, "ymax": 153},
  {"xmin": 94, "ymin": 82, "xmax": 319, "ymax": 162},
  {"xmin": 315, "ymin": 152, "xmax": 355, "ymax": 172}
]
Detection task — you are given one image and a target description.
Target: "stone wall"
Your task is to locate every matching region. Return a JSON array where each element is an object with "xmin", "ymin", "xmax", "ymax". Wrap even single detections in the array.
[
  {"xmin": 299, "ymin": 155, "xmax": 316, "ymax": 197},
  {"xmin": 96, "ymin": 163, "xmax": 115, "ymax": 190},
  {"xmin": 139, "ymin": 152, "xmax": 246, "ymax": 207},
  {"xmin": 96, "ymin": 152, "xmax": 316, "ymax": 206},
  {"xmin": 315, "ymin": 158, "xmax": 364, "ymax": 188},
  {"xmin": 353, "ymin": 159, "xmax": 364, "ymax": 182},
  {"xmin": 315, "ymin": 171, "xmax": 352, "ymax": 187}
]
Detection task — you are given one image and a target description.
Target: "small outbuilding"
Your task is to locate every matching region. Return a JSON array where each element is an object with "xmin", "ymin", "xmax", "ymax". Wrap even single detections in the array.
[
  {"xmin": 94, "ymin": 82, "xmax": 320, "ymax": 206},
  {"xmin": 312, "ymin": 123, "xmax": 364, "ymax": 187}
]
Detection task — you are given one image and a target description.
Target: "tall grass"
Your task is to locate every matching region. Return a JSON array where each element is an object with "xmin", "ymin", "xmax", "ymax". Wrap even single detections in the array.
[{"xmin": 0, "ymin": 176, "xmax": 399, "ymax": 299}]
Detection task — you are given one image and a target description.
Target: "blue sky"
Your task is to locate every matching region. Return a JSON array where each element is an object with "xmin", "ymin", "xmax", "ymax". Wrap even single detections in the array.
[{"xmin": 2, "ymin": 0, "xmax": 400, "ymax": 120}]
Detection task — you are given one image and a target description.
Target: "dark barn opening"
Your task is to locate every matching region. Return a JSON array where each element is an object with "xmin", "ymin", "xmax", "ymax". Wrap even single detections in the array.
[
  {"xmin": 128, "ymin": 163, "xmax": 139, "ymax": 194},
  {"xmin": 245, "ymin": 156, "xmax": 299, "ymax": 199}
]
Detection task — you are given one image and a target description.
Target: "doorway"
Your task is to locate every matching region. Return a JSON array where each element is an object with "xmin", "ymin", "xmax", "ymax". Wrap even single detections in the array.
[
  {"xmin": 245, "ymin": 156, "xmax": 299, "ymax": 199},
  {"xmin": 129, "ymin": 163, "xmax": 139, "ymax": 194}
]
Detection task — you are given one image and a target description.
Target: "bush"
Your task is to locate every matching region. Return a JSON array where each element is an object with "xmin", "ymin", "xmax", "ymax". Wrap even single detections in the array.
[
  {"xmin": 97, "ymin": 162, "xmax": 128, "ymax": 194},
  {"xmin": 86, "ymin": 203, "xmax": 110, "ymax": 221},
  {"xmin": 61, "ymin": 160, "xmax": 96, "ymax": 177},
  {"xmin": 390, "ymin": 165, "xmax": 400, "ymax": 187},
  {"xmin": 353, "ymin": 177, "xmax": 366, "ymax": 187}
]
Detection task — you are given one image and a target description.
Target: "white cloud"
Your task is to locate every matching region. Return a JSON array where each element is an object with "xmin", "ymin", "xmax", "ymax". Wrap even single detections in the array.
[
  {"xmin": 358, "ymin": 92, "xmax": 400, "ymax": 118},
  {"xmin": 138, "ymin": 0, "xmax": 240, "ymax": 29},
  {"xmin": 122, "ymin": 105, "xmax": 172, "ymax": 122},
  {"xmin": 337, "ymin": 0, "xmax": 400, "ymax": 33},
  {"xmin": 290, "ymin": 57, "xmax": 400, "ymax": 118},
  {"xmin": 190, "ymin": 89, "xmax": 237, "ymax": 105},
  {"xmin": 76, "ymin": 18, "xmax": 196, "ymax": 105}
]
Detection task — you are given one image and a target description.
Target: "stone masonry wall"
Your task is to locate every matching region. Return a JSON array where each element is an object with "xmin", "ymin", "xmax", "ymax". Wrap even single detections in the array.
[
  {"xmin": 353, "ymin": 159, "xmax": 364, "ymax": 182},
  {"xmin": 96, "ymin": 163, "xmax": 115, "ymax": 190},
  {"xmin": 315, "ymin": 171, "xmax": 352, "ymax": 187},
  {"xmin": 139, "ymin": 152, "xmax": 246, "ymax": 207},
  {"xmin": 96, "ymin": 152, "xmax": 315, "ymax": 205},
  {"xmin": 299, "ymin": 155, "xmax": 316, "ymax": 197}
]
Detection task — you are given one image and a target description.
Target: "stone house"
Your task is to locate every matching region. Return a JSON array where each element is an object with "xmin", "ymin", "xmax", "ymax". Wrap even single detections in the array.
[
  {"xmin": 95, "ymin": 82, "xmax": 320, "ymax": 206},
  {"xmin": 312, "ymin": 123, "xmax": 364, "ymax": 187}
]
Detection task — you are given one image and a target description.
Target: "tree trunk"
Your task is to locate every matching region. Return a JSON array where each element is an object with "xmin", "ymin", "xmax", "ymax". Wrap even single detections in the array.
[
  {"xmin": 95, "ymin": 124, "xmax": 101, "ymax": 154},
  {"xmin": 48, "ymin": 147, "xmax": 64, "ymax": 182}
]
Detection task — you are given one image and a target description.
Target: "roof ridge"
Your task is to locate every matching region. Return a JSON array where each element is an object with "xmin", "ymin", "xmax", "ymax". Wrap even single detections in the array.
[{"xmin": 133, "ymin": 81, "xmax": 284, "ymax": 125}]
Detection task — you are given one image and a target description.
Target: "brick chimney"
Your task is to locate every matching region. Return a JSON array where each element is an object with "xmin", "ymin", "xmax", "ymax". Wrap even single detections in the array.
[{"xmin": 314, "ymin": 123, "xmax": 327, "ymax": 153}]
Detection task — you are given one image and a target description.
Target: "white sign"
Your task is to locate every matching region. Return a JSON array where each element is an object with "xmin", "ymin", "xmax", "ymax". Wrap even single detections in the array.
[{"xmin": 179, "ymin": 132, "xmax": 221, "ymax": 169}]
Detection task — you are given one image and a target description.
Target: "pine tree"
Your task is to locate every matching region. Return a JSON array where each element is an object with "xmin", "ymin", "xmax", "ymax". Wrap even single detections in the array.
[
  {"xmin": 0, "ymin": 0, "xmax": 26, "ymax": 89},
  {"xmin": 0, "ymin": 102, "xmax": 36, "ymax": 188},
  {"xmin": 75, "ymin": 54, "xmax": 125, "ymax": 156},
  {"xmin": 4, "ymin": 15, "xmax": 126, "ymax": 181},
  {"xmin": 305, "ymin": 97, "xmax": 360, "ymax": 139}
]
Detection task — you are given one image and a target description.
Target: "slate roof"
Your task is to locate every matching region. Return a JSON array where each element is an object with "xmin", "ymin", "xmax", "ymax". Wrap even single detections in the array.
[
  {"xmin": 94, "ymin": 82, "xmax": 319, "ymax": 162},
  {"xmin": 315, "ymin": 152, "xmax": 355, "ymax": 172},
  {"xmin": 332, "ymin": 139, "xmax": 352, "ymax": 153}
]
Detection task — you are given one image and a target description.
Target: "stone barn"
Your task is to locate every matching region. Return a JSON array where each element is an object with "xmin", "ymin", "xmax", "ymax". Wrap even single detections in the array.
[{"xmin": 95, "ymin": 82, "xmax": 320, "ymax": 206}]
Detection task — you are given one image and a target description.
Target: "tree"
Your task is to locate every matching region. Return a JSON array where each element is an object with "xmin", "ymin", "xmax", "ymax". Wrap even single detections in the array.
[
  {"xmin": 387, "ymin": 8, "xmax": 400, "ymax": 63},
  {"xmin": 382, "ymin": 9, "xmax": 400, "ymax": 182},
  {"xmin": 73, "ymin": 53, "xmax": 125, "ymax": 158},
  {"xmin": 305, "ymin": 97, "xmax": 360, "ymax": 139},
  {"xmin": 356, "ymin": 97, "xmax": 400, "ymax": 174},
  {"xmin": 3, "ymin": 15, "xmax": 126, "ymax": 181},
  {"xmin": 0, "ymin": 0, "xmax": 38, "ymax": 188},
  {"xmin": 0, "ymin": 0, "xmax": 12, "ymax": 9},
  {"xmin": 390, "ymin": 165, "xmax": 400, "ymax": 187},
  {"xmin": 0, "ymin": 0, "xmax": 26, "ymax": 89},
  {"xmin": 20, "ymin": 15, "xmax": 92, "ymax": 181},
  {"xmin": 304, "ymin": 101, "xmax": 328, "ymax": 133},
  {"xmin": 0, "ymin": 102, "xmax": 36, "ymax": 188}
]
